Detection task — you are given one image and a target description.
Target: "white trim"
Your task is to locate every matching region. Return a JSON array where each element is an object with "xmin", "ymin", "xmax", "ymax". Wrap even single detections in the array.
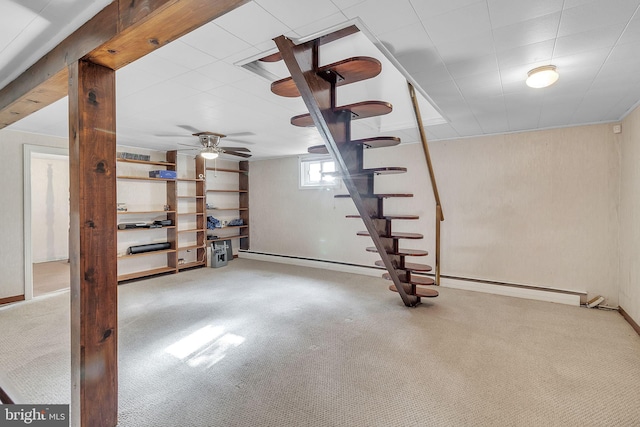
[
  {"xmin": 238, "ymin": 251, "xmax": 583, "ymax": 306},
  {"xmin": 23, "ymin": 144, "xmax": 69, "ymax": 301}
]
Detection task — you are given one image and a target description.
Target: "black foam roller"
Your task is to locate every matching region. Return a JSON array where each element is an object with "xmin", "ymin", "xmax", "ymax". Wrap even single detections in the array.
[{"xmin": 127, "ymin": 242, "xmax": 171, "ymax": 254}]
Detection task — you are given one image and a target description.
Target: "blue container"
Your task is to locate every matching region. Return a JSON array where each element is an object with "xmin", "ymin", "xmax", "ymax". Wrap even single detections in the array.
[{"xmin": 148, "ymin": 170, "xmax": 177, "ymax": 179}]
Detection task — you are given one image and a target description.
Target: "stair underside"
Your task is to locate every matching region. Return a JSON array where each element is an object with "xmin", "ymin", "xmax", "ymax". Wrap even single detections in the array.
[
  {"xmin": 272, "ymin": 56, "xmax": 381, "ymax": 97},
  {"xmin": 389, "ymin": 283, "xmax": 438, "ymax": 298},
  {"xmin": 375, "ymin": 260, "xmax": 432, "ymax": 272},
  {"xmin": 366, "ymin": 246, "xmax": 428, "ymax": 256},
  {"xmin": 357, "ymin": 231, "xmax": 423, "ymax": 239},
  {"xmin": 335, "ymin": 193, "xmax": 413, "ymax": 199},
  {"xmin": 347, "ymin": 214, "xmax": 419, "ymax": 220},
  {"xmin": 291, "ymin": 101, "xmax": 392, "ymax": 127},
  {"xmin": 308, "ymin": 136, "xmax": 401, "ymax": 154},
  {"xmin": 382, "ymin": 273, "xmax": 435, "ymax": 286},
  {"xmin": 325, "ymin": 167, "xmax": 407, "ymax": 177}
]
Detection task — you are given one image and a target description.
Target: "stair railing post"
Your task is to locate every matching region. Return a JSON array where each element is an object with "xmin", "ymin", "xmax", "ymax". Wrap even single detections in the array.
[{"xmin": 407, "ymin": 82, "xmax": 444, "ymax": 286}]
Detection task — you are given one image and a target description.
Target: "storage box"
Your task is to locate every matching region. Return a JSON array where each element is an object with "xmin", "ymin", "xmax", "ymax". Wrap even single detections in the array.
[{"xmin": 148, "ymin": 170, "xmax": 177, "ymax": 179}]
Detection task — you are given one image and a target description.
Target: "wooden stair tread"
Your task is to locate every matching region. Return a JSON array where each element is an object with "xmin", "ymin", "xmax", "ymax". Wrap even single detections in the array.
[
  {"xmin": 346, "ymin": 214, "xmax": 419, "ymax": 220},
  {"xmin": 260, "ymin": 25, "xmax": 359, "ymax": 63},
  {"xmin": 325, "ymin": 167, "xmax": 407, "ymax": 177},
  {"xmin": 308, "ymin": 136, "xmax": 401, "ymax": 154},
  {"xmin": 357, "ymin": 231, "xmax": 423, "ymax": 239},
  {"xmin": 382, "ymin": 273, "xmax": 435, "ymax": 286},
  {"xmin": 366, "ymin": 247, "xmax": 428, "ymax": 256},
  {"xmin": 272, "ymin": 57, "xmax": 382, "ymax": 97},
  {"xmin": 375, "ymin": 260, "xmax": 432, "ymax": 272},
  {"xmin": 291, "ymin": 101, "xmax": 392, "ymax": 127},
  {"xmin": 389, "ymin": 284, "xmax": 438, "ymax": 298},
  {"xmin": 335, "ymin": 193, "xmax": 413, "ymax": 199}
]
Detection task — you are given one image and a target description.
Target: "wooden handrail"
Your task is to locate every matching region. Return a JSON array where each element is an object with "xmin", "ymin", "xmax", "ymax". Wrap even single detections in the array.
[{"xmin": 408, "ymin": 82, "xmax": 444, "ymax": 286}]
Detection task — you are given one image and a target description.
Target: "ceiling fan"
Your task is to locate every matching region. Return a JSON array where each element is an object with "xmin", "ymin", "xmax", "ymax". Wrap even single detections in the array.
[
  {"xmin": 180, "ymin": 132, "xmax": 251, "ymax": 160},
  {"xmin": 179, "ymin": 131, "xmax": 252, "ymax": 159}
]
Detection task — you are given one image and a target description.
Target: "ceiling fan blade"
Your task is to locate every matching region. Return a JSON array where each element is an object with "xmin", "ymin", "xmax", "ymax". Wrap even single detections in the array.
[
  {"xmin": 224, "ymin": 138, "xmax": 255, "ymax": 145},
  {"xmin": 155, "ymin": 134, "xmax": 193, "ymax": 137},
  {"xmin": 219, "ymin": 147, "xmax": 250, "ymax": 152},
  {"xmin": 223, "ymin": 151, "xmax": 252, "ymax": 158},
  {"xmin": 177, "ymin": 125, "xmax": 201, "ymax": 133},
  {"xmin": 177, "ymin": 143, "xmax": 200, "ymax": 147},
  {"xmin": 226, "ymin": 132, "xmax": 254, "ymax": 137}
]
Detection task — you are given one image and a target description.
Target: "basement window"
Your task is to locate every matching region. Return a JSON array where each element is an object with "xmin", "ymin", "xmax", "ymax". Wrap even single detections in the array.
[{"xmin": 299, "ymin": 155, "xmax": 339, "ymax": 189}]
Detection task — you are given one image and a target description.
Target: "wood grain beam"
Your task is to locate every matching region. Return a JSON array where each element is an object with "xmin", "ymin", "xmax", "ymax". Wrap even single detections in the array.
[
  {"xmin": 69, "ymin": 60, "xmax": 118, "ymax": 427},
  {"xmin": 0, "ymin": 0, "xmax": 249, "ymax": 129}
]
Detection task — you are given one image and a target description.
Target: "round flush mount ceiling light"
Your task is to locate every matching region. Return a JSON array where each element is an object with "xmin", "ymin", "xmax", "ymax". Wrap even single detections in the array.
[{"xmin": 526, "ymin": 65, "xmax": 559, "ymax": 88}]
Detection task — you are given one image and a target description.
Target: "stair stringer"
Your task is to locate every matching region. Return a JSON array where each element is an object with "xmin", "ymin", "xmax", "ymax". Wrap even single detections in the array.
[{"xmin": 273, "ymin": 35, "xmax": 419, "ymax": 307}]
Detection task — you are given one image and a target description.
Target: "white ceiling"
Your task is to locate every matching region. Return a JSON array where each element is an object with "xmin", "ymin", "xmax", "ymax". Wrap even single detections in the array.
[{"xmin": 3, "ymin": 0, "xmax": 640, "ymax": 159}]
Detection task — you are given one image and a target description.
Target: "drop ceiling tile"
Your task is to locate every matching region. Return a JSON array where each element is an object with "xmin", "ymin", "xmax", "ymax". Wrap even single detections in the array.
[
  {"xmin": 496, "ymin": 39, "xmax": 555, "ymax": 69},
  {"xmin": 290, "ymin": 12, "xmax": 350, "ymax": 39},
  {"xmin": 446, "ymin": 54, "xmax": 499, "ymax": 79},
  {"xmin": 331, "ymin": 0, "xmax": 367, "ymax": 9},
  {"xmin": 420, "ymin": 1, "xmax": 491, "ymax": 45},
  {"xmin": 410, "ymin": 0, "xmax": 484, "ymax": 19},
  {"xmin": 378, "ymin": 22, "xmax": 435, "ymax": 57},
  {"xmin": 163, "ymin": 70, "xmax": 226, "ymax": 93},
  {"xmin": 435, "ymin": 32, "xmax": 495, "ymax": 62},
  {"xmin": 0, "ymin": 2, "xmax": 42, "ymax": 53},
  {"xmin": 553, "ymin": 24, "xmax": 625, "ymax": 58},
  {"xmin": 195, "ymin": 61, "xmax": 254, "ymax": 85},
  {"xmin": 255, "ymin": 0, "xmax": 340, "ymax": 29},
  {"xmin": 132, "ymin": 52, "xmax": 191, "ymax": 80},
  {"xmin": 179, "ymin": 23, "xmax": 252, "ymax": 60},
  {"xmin": 342, "ymin": 0, "xmax": 421, "ymax": 36},
  {"xmin": 558, "ymin": 0, "xmax": 640, "ymax": 37},
  {"xmin": 488, "ymin": 0, "xmax": 562, "ymax": 28},
  {"xmin": 451, "ymin": 119, "xmax": 485, "ymax": 136},
  {"xmin": 151, "ymin": 40, "xmax": 217, "ymax": 70},
  {"xmin": 457, "ymin": 71, "xmax": 503, "ymax": 99},
  {"xmin": 492, "ymin": 12, "xmax": 561, "ymax": 52},
  {"xmin": 425, "ymin": 123, "xmax": 460, "ymax": 139},
  {"xmin": 475, "ymin": 114, "xmax": 510, "ymax": 134},
  {"xmin": 467, "ymin": 96, "xmax": 507, "ymax": 115},
  {"xmin": 617, "ymin": 13, "xmax": 640, "ymax": 45},
  {"xmin": 116, "ymin": 66, "xmax": 168, "ymax": 99},
  {"xmin": 606, "ymin": 40, "xmax": 640, "ymax": 64},
  {"xmin": 213, "ymin": 1, "xmax": 293, "ymax": 46}
]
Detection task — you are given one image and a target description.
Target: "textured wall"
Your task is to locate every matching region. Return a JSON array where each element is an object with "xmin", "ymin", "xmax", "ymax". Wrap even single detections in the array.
[
  {"xmin": 250, "ymin": 123, "xmax": 620, "ymax": 304},
  {"xmin": 619, "ymin": 106, "xmax": 640, "ymax": 325}
]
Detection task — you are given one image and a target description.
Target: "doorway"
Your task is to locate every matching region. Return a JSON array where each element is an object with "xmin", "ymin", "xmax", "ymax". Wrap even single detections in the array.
[{"xmin": 23, "ymin": 145, "xmax": 69, "ymax": 299}]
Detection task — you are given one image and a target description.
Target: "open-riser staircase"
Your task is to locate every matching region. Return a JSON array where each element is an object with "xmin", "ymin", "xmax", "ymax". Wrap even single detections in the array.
[{"xmin": 271, "ymin": 29, "xmax": 437, "ymax": 306}]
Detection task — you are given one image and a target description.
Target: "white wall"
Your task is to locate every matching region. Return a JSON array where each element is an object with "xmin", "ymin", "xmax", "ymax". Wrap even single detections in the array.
[
  {"xmin": 619, "ymin": 106, "xmax": 640, "ymax": 325},
  {"xmin": 250, "ymin": 123, "xmax": 621, "ymax": 304},
  {"xmin": 31, "ymin": 155, "xmax": 69, "ymax": 263},
  {"xmin": 0, "ymin": 130, "xmax": 68, "ymax": 299}
]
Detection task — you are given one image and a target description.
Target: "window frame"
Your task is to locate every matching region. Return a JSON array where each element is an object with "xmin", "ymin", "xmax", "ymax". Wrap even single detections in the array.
[{"xmin": 298, "ymin": 154, "xmax": 340, "ymax": 189}]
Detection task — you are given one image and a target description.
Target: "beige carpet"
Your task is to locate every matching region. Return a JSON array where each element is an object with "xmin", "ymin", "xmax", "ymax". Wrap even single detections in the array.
[{"xmin": 1, "ymin": 258, "xmax": 639, "ymax": 426}]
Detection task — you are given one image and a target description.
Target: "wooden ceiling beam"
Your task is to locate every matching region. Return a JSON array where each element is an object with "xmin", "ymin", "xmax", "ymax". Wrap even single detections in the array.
[{"xmin": 0, "ymin": 0, "xmax": 249, "ymax": 129}]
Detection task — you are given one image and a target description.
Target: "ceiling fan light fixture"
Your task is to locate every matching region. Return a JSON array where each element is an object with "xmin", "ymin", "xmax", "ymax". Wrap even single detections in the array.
[
  {"xmin": 200, "ymin": 146, "xmax": 219, "ymax": 159},
  {"xmin": 526, "ymin": 65, "xmax": 559, "ymax": 88}
]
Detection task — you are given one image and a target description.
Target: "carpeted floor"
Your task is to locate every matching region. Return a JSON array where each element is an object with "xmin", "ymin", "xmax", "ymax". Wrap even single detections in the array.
[{"xmin": 1, "ymin": 258, "xmax": 639, "ymax": 426}]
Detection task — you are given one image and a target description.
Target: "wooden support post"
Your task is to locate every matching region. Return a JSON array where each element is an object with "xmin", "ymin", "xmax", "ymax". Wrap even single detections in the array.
[{"xmin": 69, "ymin": 60, "xmax": 118, "ymax": 427}]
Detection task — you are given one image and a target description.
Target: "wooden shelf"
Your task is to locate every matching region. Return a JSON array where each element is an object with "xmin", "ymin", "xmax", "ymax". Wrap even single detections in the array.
[
  {"xmin": 177, "ymin": 228, "xmax": 205, "ymax": 234},
  {"xmin": 209, "ymin": 225, "xmax": 248, "ymax": 230},
  {"xmin": 206, "ymin": 167, "xmax": 247, "ymax": 174},
  {"xmin": 177, "ymin": 195, "xmax": 206, "ymax": 199},
  {"xmin": 176, "ymin": 178, "xmax": 204, "ymax": 182},
  {"xmin": 117, "ymin": 226, "xmax": 175, "ymax": 232},
  {"xmin": 117, "ymin": 210, "xmax": 175, "ymax": 215},
  {"xmin": 117, "ymin": 266, "xmax": 176, "ymax": 282},
  {"xmin": 117, "ymin": 175, "xmax": 175, "ymax": 182},
  {"xmin": 177, "ymin": 212, "xmax": 204, "ymax": 216},
  {"xmin": 207, "ymin": 207, "xmax": 248, "ymax": 211},
  {"xmin": 178, "ymin": 244, "xmax": 205, "ymax": 251},
  {"xmin": 178, "ymin": 261, "xmax": 206, "ymax": 270},
  {"xmin": 206, "ymin": 189, "xmax": 248, "ymax": 193},
  {"xmin": 208, "ymin": 234, "xmax": 248, "ymax": 242},
  {"xmin": 117, "ymin": 158, "xmax": 175, "ymax": 167},
  {"xmin": 357, "ymin": 231, "xmax": 423, "ymax": 239},
  {"xmin": 118, "ymin": 249, "xmax": 176, "ymax": 259}
]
